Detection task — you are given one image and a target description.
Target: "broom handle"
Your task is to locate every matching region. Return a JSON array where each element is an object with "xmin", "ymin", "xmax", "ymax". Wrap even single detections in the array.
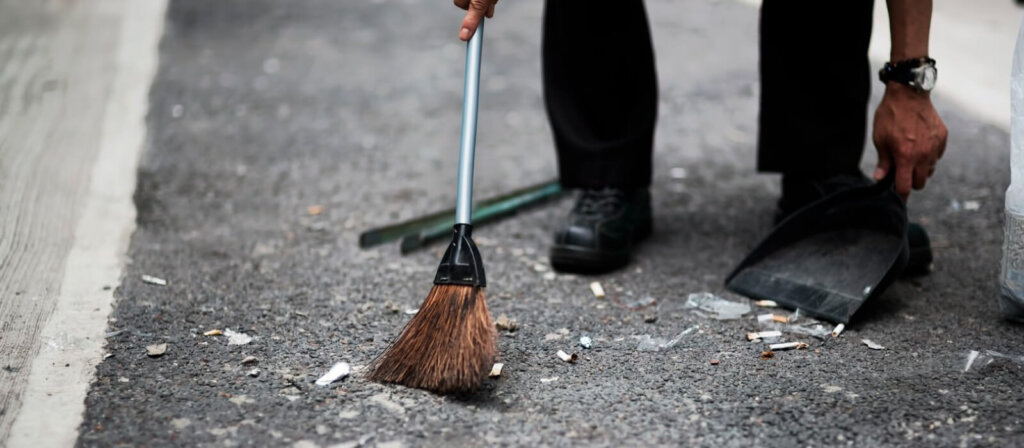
[{"xmin": 455, "ymin": 19, "xmax": 484, "ymax": 225}]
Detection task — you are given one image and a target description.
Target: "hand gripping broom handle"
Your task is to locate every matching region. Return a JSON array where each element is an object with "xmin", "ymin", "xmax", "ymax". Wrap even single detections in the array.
[
  {"xmin": 434, "ymin": 20, "xmax": 487, "ymax": 287},
  {"xmin": 455, "ymin": 19, "xmax": 483, "ymax": 225}
]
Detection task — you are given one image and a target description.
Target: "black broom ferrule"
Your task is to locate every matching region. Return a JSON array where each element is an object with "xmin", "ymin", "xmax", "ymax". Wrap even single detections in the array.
[{"xmin": 433, "ymin": 223, "xmax": 486, "ymax": 287}]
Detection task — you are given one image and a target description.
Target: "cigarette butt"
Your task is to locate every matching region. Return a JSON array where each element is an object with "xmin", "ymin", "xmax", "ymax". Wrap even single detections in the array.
[
  {"xmin": 746, "ymin": 330, "xmax": 782, "ymax": 341},
  {"xmin": 831, "ymin": 323, "xmax": 845, "ymax": 337},
  {"xmin": 772, "ymin": 315, "xmax": 789, "ymax": 323},
  {"xmin": 556, "ymin": 350, "xmax": 578, "ymax": 363},
  {"xmin": 203, "ymin": 329, "xmax": 223, "ymax": 336},
  {"xmin": 754, "ymin": 300, "xmax": 778, "ymax": 308},
  {"xmin": 489, "ymin": 363, "xmax": 504, "ymax": 378},
  {"xmin": 590, "ymin": 282, "xmax": 605, "ymax": 299},
  {"xmin": 769, "ymin": 342, "xmax": 809, "ymax": 351}
]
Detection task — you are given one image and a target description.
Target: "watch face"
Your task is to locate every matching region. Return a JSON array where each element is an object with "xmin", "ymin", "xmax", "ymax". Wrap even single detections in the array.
[{"xmin": 913, "ymin": 65, "xmax": 937, "ymax": 91}]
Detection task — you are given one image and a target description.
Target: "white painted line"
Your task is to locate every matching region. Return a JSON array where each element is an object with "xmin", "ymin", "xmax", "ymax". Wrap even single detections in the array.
[{"xmin": 7, "ymin": 0, "xmax": 168, "ymax": 445}]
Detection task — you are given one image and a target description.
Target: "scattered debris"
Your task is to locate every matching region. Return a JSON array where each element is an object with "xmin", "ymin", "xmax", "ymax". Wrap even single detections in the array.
[
  {"xmin": 710, "ymin": 359, "xmax": 720, "ymax": 365},
  {"xmin": 772, "ymin": 315, "xmax": 789, "ymax": 323},
  {"xmin": 540, "ymin": 376, "xmax": 559, "ymax": 384},
  {"xmin": 683, "ymin": 293, "xmax": 750, "ymax": 320},
  {"xmin": 832, "ymin": 323, "xmax": 845, "ymax": 338},
  {"xmin": 670, "ymin": 167, "xmax": 688, "ymax": 179},
  {"xmin": 495, "ymin": 314, "xmax": 519, "ymax": 332},
  {"xmin": 760, "ymin": 350, "xmax": 775, "ymax": 360},
  {"xmin": 241, "ymin": 356, "xmax": 258, "ymax": 366},
  {"xmin": 579, "ymin": 336, "xmax": 593, "ymax": 349},
  {"xmin": 315, "ymin": 362, "xmax": 351, "ymax": 386},
  {"xmin": 556, "ymin": 350, "xmax": 579, "ymax": 363},
  {"xmin": 754, "ymin": 300, "xmax": 778, "ymax": 308},
  {"xmin": 533, "ymin": 263, "xmax": 549, "ymax": 273},
  {"xmin": 963, "ymin": 350, "xmax": 1024, "ymax": 372},
  {"xmin": 224, "ymin": 328, "xmax": 253, "ymax": 345},
  {"xmin": 247, "ymin": 368, "xmax": 261, "ymax": 378},
  {"xmin": 544, "ymin": 333, "xmax": 563, "ymax": 341},
  {"xmin": 787, "ymin": 324, "xmax": 831, "ymax": 339},
  {"xmin": 747, "ymin": 330, "xmax": 782, "ymax": 341},
  {"xmin": 103, "ymin": 353, "xmax": 114, "ymax": 360},
  {"xmin": 757, "ymin": 314, "xmax": 774, "ymax": 324},
  {"xmin": 404, "ymin": 308, "xmax": 419, "ymax": 315},
  {"xmin": 769, "ymin": 342, "xmax": 809, "ymax": 351},
  {"xmin": 118, "ymin": 376, "xmax": 130, "ymax": 383},
  {"xmin": 643, "ymin": 314, "xmax": 658, "ymax": 323},
  {"xmin": 488, "ymin": 363, "xmax": 504, "ymax": 378},
  {"xmin": 590, "ymin": 282, "xmax": 606, "ymax": 299},
  {"xmin": 862, "ymin": 339, "xmax": 885, "ymax": 350},
  {"xmin": 307, "ymin": 205, "xmax": 325, "ymax": 215},
  {"xmin": 636, "ymin": 326, "xmax": 698, "ymax": 352},
  {"xmin": 964, "ymin": 200, "xmax": 981, "ymax": 211},
  {"xmin": 203, "ymin": 329, "xmax": 223, "ymax": 336},
  {"xmin": 141, "ymin": 275, "xmax": 167, "ymax": 286},
  {"xmin": 146, "ymin": 343, "xmax": 167, "ymax": 357},
  {"xmin": 543, "ymin": 272, "xmax": 556, "ymax": 281}
]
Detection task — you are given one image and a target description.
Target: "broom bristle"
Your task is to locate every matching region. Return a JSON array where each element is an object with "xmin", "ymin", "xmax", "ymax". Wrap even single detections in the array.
[{"xmin": 368, "ymin": 284, "xmax": 496, "ymax": 394}]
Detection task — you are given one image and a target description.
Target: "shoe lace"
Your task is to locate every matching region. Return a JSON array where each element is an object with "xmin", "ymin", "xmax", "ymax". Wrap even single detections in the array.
[{"xmin": 575, "ymin": 188, "xmax": 626, "ymax": 217}]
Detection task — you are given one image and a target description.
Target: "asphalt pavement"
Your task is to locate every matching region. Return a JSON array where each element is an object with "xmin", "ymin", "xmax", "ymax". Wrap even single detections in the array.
[{"xmin": 75, "ymin": 0, "xmax": 1024, "ymax": 446}]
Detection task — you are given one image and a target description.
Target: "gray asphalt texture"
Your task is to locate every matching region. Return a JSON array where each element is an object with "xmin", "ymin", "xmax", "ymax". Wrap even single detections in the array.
[{"xmin": 78, "ymin": 0, "xmax": 1024, "ymax": 446}]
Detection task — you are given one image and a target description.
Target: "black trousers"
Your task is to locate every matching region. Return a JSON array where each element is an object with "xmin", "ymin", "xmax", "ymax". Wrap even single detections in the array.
[{"xmin": 543, "ymin": 0, "xmax": 875, "ymax": 189}]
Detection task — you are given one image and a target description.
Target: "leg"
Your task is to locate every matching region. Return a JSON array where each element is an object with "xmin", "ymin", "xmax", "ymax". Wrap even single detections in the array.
[
  {"xmin": 757, "ymin": 0, "xmax": 875, "ymax": 177},
  {"xmin": 542, "ymin": 0, "xmax": 658, "ymax": 189}
]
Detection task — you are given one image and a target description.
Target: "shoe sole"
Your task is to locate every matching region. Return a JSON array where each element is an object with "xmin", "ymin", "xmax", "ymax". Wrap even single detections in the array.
[{"xmin": 549, "ymin": 220, "xmax": 652, "ymax": 275}]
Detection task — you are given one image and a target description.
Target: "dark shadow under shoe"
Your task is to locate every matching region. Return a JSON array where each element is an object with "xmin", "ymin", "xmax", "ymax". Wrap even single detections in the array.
[
  {"xmin": 549, "ymin": 188, "xmax": 652, "ymax": 274},
  {"xmin": 777, "ymin": 172, "xmax": 933, "ymax": 276}
]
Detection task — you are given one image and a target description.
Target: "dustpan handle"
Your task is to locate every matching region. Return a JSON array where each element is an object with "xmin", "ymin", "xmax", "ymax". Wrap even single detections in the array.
[{"xmin": 455, "ymin": 19, "xmax": 484, "ymax": 225}]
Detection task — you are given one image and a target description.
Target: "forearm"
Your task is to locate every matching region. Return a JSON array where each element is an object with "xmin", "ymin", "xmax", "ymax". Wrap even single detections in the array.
[{"xmin": 886, "ymin": 0, "xmax": 932, "ymax": 61}]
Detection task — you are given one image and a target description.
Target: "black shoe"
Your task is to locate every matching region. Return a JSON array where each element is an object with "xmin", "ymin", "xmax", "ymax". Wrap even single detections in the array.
[
  {"xmin": 776, "ymin": 172, "xmax": 933, "ymax": 276},
  {"xmin": 549, "ymin": 188, "xmax": 653, "ymax": 274}
]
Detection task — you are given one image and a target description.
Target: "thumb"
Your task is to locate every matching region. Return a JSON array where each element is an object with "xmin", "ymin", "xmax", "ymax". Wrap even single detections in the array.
[{"xmin": 459, "ymin": 1, "xmax": 488, "ymax": 41}]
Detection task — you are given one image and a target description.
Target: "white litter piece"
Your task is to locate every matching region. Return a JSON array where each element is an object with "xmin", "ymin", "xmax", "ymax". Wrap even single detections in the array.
[
  {"xmin": 964, "ymin": 200, "xmax": 981, "ymax": 211},
  {"xmin": 769, "ymin": 342, "xmax": 808, "ymax": 351},
  {"xmin": 543, "ymin": 272, "xmax": 556, "ymax": 281},
  {"xmin": 556, "ymin": 350, "xmax": 578, "ymax": 363},
  {"xmin": 489, "ymin": 363, "xmax": 504, "ymax": 378},
  {"xmin": 141, "ymin": 275, "xmax": 167, "ymax": 286},
  {"xmin": 247, "ymin": 368, "xmax": 261, "ymax": 378},
  {"xmin": 964, "ymin": 350, "xmax": 982, "ymax": 372},
  {"xmin": 404, "ymin": 308, "xmax": 419, "ymax": 315},
  {"xmin": 683, "ymin": 292, "xmax": 750, "ymax": 320},
  {"xmin": 832, "ymin": 323, "xmax": 845, "ymax": 337},
  {"xmin": 241, "ymin": 356, "xmax": 258, "ymax": 366},
  {"xmin": 579, "ymin": 336, "xmax": 593, "ymax": 349},
  {"xmin": 146, "ymin": 343, "xmax": 167, "ymax": 357},
  {"xmin": 757, "ymin": 314, "xmax": 774, "ymax": 324},
  {"xmin": 862, "ymin": 339, "xmax": 885, "ymax": 350},
  {"xmin": 754, "ymin": 300, "xmax": 778, "ymax": 308},
  {"xmin": 224, "ymin": 328, "xmax": 253, "ymax": 345},
  {"xmin": 540, "ymin": 376, "xmax": 559, "ymax": 384},
  {"xmin": 670, "ymin": 167, "xmax": 688, "ymax": 179},
  {"xmin": 590, "ymin": 282, "xmax": 606, "ymax": 299},
  {"xmin": 747, "ymin": 330, "xmax": 782, "ymax": 341},
  {"xmin": 315, "ymin": 362, "xmax": 351, "ymax": 386},
  {"xmin": 533, "ymin": 263, "xmax": 549, "ymax": 272}
]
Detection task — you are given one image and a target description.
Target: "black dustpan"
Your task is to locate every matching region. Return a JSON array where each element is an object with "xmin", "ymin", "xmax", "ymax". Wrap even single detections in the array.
[{"xmin": 725, "ymin": 175, "xmax": 909, "ymax": 324}]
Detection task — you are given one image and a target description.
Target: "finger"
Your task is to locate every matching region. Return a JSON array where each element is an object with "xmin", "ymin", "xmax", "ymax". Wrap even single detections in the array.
[
  {"xmin": 459, "ymin": 1, "xmax": 488, "ymax": 41},
  {"xmin": 912, "ymin": 162, "xmax": 929, "ymax": 190},
  {"xmin": 454, "ymin": 0, "xmax": 469, "ymax": 10},
  {"xmin": 486, "ymin": 3, "xmax": 495, "ymax": 17},
  {"xmin": 894, "ymin": 157, "xmax": 914, "ymax": 201},
  {"xmin": 874, "ymin": 145, "xmax": 892, "ymax": 181}
]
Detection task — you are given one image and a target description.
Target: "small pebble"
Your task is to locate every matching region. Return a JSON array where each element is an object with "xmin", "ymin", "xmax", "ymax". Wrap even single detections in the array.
[{"xmin": 710, "ymin": 359, "xmax": 720, "ymax": 365}]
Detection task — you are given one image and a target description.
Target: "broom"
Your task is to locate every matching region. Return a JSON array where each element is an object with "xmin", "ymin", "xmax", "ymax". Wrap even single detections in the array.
[{"xmin": 368, "ymin": 19, "xmax": 495, "ymax": 394}]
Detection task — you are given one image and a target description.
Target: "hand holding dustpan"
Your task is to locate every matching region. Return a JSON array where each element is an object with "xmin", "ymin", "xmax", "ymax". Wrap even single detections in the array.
[{"xmin": 725, "ymin": 172, "xmax": 910, "ymax": 324}]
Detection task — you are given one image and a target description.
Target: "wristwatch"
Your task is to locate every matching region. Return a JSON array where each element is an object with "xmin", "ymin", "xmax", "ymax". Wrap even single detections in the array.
[{"xmin": 878, "ymin": 57, "xmax": 937, "ymax": 92}]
